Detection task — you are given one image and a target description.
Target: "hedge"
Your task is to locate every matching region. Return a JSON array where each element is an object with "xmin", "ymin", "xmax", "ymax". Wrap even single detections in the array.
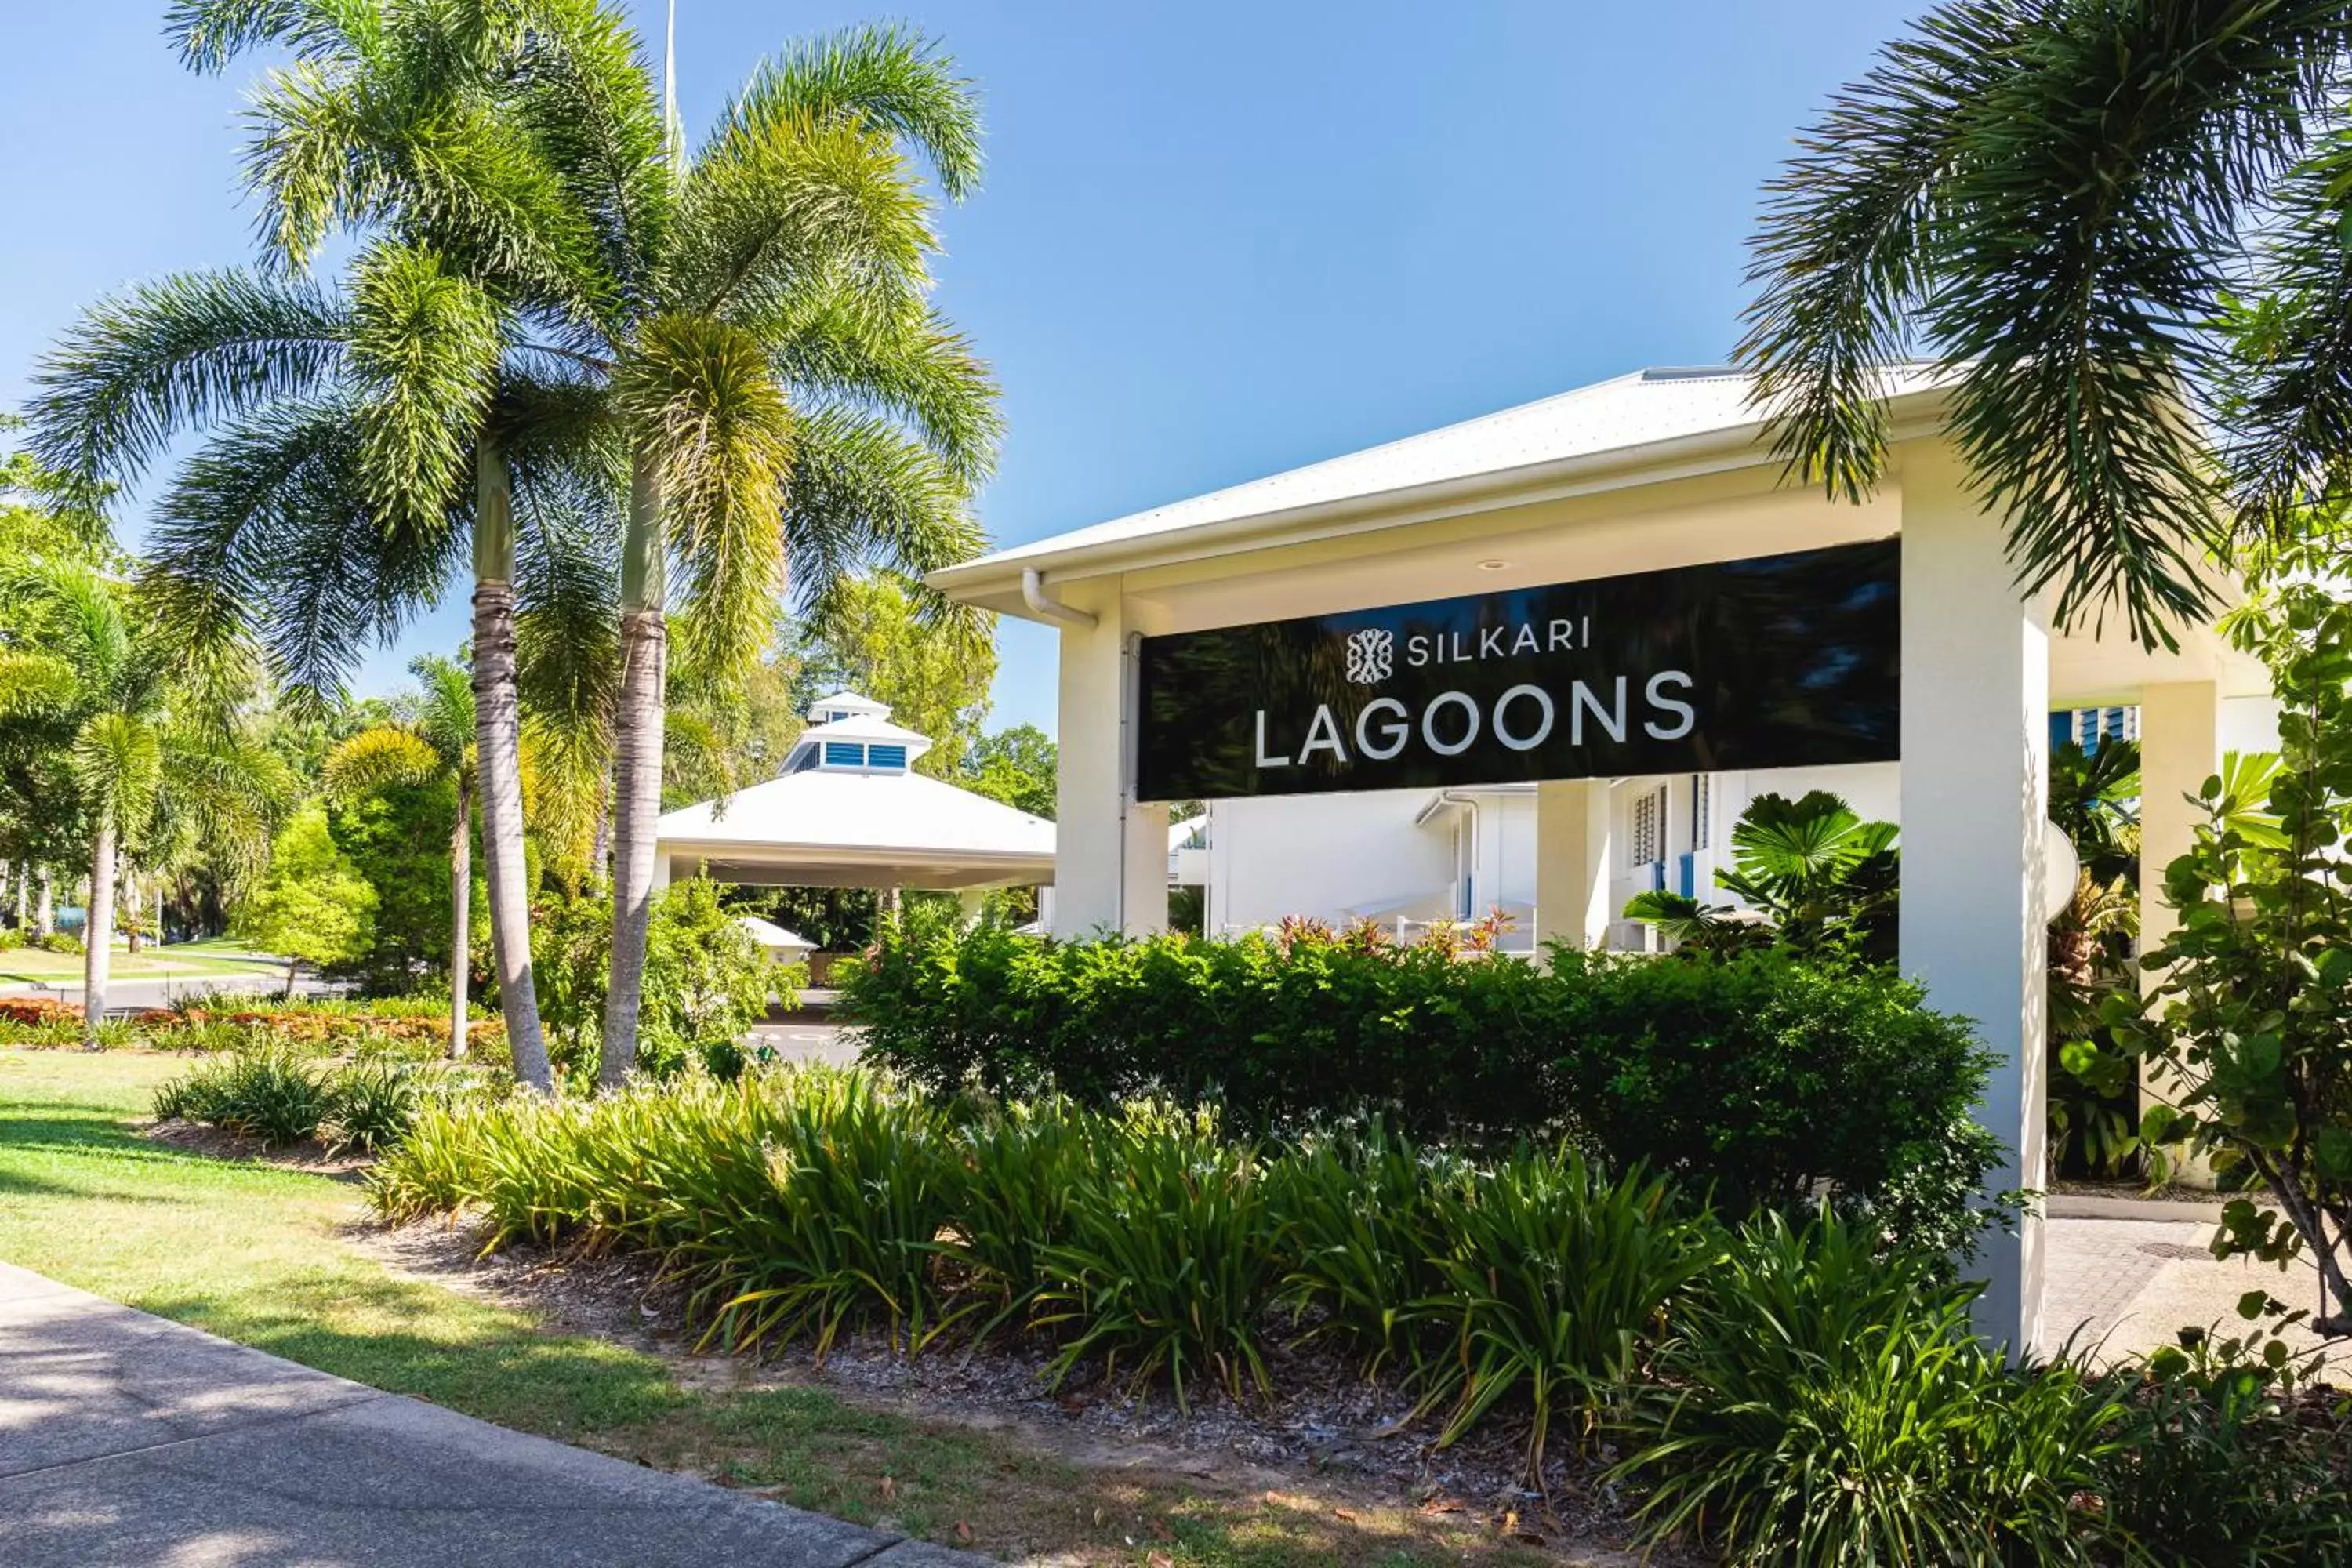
[{"xmin": 840, "ymin": 924, "xmax": 2004, "ymax": 1252}]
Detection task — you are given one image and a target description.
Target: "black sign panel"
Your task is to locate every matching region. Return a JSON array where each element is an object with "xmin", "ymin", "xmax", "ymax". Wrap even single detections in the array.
[{"xmin": 1134, "ymin": 539, "xmax": 1900, "ymax": 801}]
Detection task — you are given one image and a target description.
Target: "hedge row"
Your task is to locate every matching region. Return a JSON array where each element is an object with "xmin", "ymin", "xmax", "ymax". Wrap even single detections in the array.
[{"xmin": 840, "ymin": 924, "xmax": 2003, "ymax": 1253}]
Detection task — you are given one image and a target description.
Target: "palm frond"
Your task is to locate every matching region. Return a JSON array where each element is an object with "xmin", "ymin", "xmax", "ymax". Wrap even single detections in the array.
[
  {"xmin": 71, "ymin": 712, "xmax": 165, "ymax": 837},
  {"xmin": 731, "ymin": 24, "xmax": 984, "ymax": 200},
  {"xmin": 622, "ymin": 313, "xmax": 797, "ymax": 684},
  {"xmin": 1745, "ymin": 0, "xmax": 2352, "ymax": 648},
  {"xmin": 780, "ymin": 406, "xmax": 987, "ymax": 649},
  {"xmin": 158, "ymin": 719, "xmax": 299, "ymax": 884},
  {"xmin": 166, "ymin": 0, "xmax": 379, "ymax": 75},
  {"xmin": 665, "ymin": 108, "xmax": 934, "ymax": 321},
  {"xmin": 347, "ymin": 241, "xmax": 503, "ymax": 535},
  {"xmin": 408, "ymin": 652, "xmax": 477, "ymax": 767},
  {"xmin": 764, "ymin": 288, "xmax": 1001, "ymax": 484},
  {"xmin": 28, "ymin": 268, "xmax": 348, "ymax": 495},
  {"xmin": 323, "ymin": 724, "xmax": 445, "ymax": 800},
  {"xmin": 0, "ymin": 652, "xmax": 79, "ymax": 720}
]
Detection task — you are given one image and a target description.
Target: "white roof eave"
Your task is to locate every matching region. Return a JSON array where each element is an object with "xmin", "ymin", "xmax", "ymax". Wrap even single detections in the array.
[{"xmin": 931, "ymin": 374, "xmax": 1956, "ymax": 618}]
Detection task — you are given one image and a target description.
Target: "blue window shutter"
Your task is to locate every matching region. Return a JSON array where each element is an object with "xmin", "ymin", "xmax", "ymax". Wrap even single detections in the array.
[
  {"xmin": 867, "ymin": 744, "xmax": 907, "ymax": 771},
  {"xmin": 822, "ymin": 742, "xmax": 864, "ymax": 768}
]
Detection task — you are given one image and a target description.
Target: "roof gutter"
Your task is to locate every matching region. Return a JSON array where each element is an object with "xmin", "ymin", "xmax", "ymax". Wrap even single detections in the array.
[{"xmin": 1021, "ymin": 567, "xmax": 1097, "ymax": 629}]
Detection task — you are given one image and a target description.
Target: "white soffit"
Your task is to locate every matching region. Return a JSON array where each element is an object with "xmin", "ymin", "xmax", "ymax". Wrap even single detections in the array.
[{"xmin": 935, "ymin": 365, "xmax": 1953, "ymax": 604}]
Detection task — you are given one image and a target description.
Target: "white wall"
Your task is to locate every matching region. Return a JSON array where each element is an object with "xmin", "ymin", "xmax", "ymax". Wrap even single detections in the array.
[{"xmin": 1207, "ymin": 792, "xmax": 1454, "ymax": 935}]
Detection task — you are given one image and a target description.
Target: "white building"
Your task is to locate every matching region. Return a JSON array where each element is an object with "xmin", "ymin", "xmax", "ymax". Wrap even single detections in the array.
[
  {"xmin": 652, "ymin": 692, "xmax": 1056, "ymax": 918},
  {"xmin": 1189, "ymin": 763, "xmax": 1904, "ymax": 951},
  {"xmin": 934, "ymin": 363, "xmax": 2277, "ymax": 1352}
]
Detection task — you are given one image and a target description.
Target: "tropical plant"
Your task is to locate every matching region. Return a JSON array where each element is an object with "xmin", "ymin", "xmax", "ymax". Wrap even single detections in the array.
[
  {"xmin": 586, "ymin": 25, "xmax": 1001, "ymax": 1090},
  {"xmin": 0, "ymin": 563, "xmax": 289, "ymax": 1044},
  {"xmin": 1612, "ymin": 1210, "xmax": 2124, "ymax": 1567},
  {"xmin": 2107, "ymin": 551, "xmax": 2352, "ymax": 1335},
  {"xmin": 1739, "ymin": 0, "xmax": 2352, "ymax": 650},
  {"xmin": 2046, "ymin": 739, "xmax": 2144, "ymax": 1178},
  {"xmin": 28, "ymin": 1, "xmax": 630, "ymax": 1089},
  {"xmin": 230, "ymin": 802, "xmax": 377, "ymax": 996},
  {"xmin": 325, "ymin": 655, "xmax": 476, "ymax": 1048},
  {"xmin": 1624, "ymin": 789, "xmax": 1898, "ymax": 962}
]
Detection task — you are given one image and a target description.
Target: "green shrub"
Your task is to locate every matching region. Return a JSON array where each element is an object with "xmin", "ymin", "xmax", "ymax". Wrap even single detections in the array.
[
  {"xmin": 1613, "ymin": 1210, "xmax": 2122, "ymax": 1566},
  {"xmin": 1035, "ymin": 1105, "xmax": 1283, "ymax": 1410},
  {"xmin": 939, "ymin": 1095, "xmax": 1092, "ymax": 1340},
  {"xmin": 844, "ymin": 925, "xmax": 2001, "ymax": 1249},
  {"xmin": 2091, "ymin": 1323, "xmax": 2352, "ymax": 1566},
  {"xmin": 154, "ymin": 1050, "xmax": 335, "ymax": 1148},
  {"xmin": 532, "ymin": 881, "xmax": 776, "ymax": 1082},
  {"xmin": 1418, "ymin": 1152, "xmax": 1718, "ymax": 1472},
  {"xmin": 1267, "ymin": 1122, "xmax": 1468, "ymax": 1377},
  {"xmin": 319, "ymin": 1060, "xmax": 425, "ymax": 1155}
]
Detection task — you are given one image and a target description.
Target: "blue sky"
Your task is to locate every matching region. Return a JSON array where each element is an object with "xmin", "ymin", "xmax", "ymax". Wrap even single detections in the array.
[{"xmin": 0, "ymin": 1, "xmax": 1918, "ymax": 734}]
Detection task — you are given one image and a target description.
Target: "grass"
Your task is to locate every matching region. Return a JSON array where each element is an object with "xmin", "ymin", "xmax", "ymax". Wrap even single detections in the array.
[
  {"xmin": 1, "ymin": 935, "xmax": 281, "ymax": 982},
  {"xmin": 0, "ymin": 1050, "xmax": 1570, "ymax": 1566}
]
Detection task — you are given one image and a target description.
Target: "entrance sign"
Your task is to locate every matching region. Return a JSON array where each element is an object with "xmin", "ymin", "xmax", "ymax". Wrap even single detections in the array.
[{"xmin": 1134, "ymin": 539, "xmax": 1900, "ymax": 800}]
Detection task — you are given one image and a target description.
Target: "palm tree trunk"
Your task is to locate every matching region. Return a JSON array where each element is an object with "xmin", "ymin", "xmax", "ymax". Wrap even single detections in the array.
[
  {"xmin": 601, "ymin": 452, "xmax": 667, "ymax": 1091},
  {"xmin": 449, "ymin": 774, "xmax": 473, "ymax": 1060},
  {"xmin": 284, "ymin": 955, "xmax": 301, "ymax": 1001},
  {"xmin": 82, "ymin": 824, "xmax": 114, "ymax": 1050},
  {"xmin": 473, "ymin": 436, "xmax": 554, "ymax": 1092},
  {"xmin": 37, "ymin": 867, "xmax": 55, "ymax": 937}
]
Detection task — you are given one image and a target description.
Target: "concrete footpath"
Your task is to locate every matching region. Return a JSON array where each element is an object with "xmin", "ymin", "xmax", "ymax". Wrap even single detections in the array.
[{"xmin": 0, "ymin": 1263, "xmax": 981, "ymax": 1567}]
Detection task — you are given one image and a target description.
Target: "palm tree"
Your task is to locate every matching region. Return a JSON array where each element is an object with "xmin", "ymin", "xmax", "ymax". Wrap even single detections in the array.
[
  {"xmin": 0, "ymin": 564, "xmax": 289, "ymax": 1045},
  {"xmin": 30, "ymin": 0, "xmax": 654, "ymax": 1089},
  {"xmin": 325, "ymin": 655, "xmax": 479, "ymax": 1056},
  {"xmin": 590, "ymin": 26, "xmax": 1000, "ymax": 1086},
  {"xmin": 1740, "ymin": 2, "xmax": 2352, "ymax": 648}
]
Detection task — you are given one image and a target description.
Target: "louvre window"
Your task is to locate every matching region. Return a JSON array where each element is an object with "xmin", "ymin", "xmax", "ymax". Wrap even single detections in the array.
[
  {"xmin": 822, "ymin": 742, "xmax": 866, "ymax": 768},
  {"xmin": 867, "ymin": 744, "xmax": 908, "ymax": 771}
]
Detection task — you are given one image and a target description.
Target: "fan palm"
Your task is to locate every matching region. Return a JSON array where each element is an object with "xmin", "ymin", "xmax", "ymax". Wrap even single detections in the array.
[
  {"xmin": 1740, "ymin": 0, "xmax": 2352, "ymax": 649},
  {"xmin": 325, "ymin": 654, "xmax": 479, "ymax": 1055},
  {"xmin": 0, "ymin": 564, "xmax": 290, "ymax": 1045},
  {"xmin": 1626, "ymin": 790, "xmax": 1900, "ymax": 963}
]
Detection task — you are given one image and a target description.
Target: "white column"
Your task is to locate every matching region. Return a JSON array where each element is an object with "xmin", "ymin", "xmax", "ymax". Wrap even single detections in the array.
[
  {"xmin": 650, "ymin": 852, "xmax": 673, "ymax": 893},
  {"xmin": 2136, "ymin": 681, "xmax": 2220, "ymax": 959},
  {"xmin": 1897, "ymin": 447, "xmax": 2049, "ymax": 1356},
  {"xmin": 1534, "ymin": 779, "xmax": 1613, "ymax": 953},
  {"xmin": 2137, "ymin": 680, "xmax": 2221, "ymax": 1186},
  {"xmin": 957, "ymin": 887, "xmax": 989, "ymax": 928},
  {"xmin": 1050, "ymin": 582, "xmax": 1167, "ymax": 937}
]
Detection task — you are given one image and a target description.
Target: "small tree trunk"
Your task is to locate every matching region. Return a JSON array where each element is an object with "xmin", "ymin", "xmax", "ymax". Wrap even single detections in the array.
[
  {"xmin": 82, "ymin": 825, "xmax": 114, "ymax": 1049},
  {"xmin": 450, "ymin": 773, "xmax": 473, "ymax": 1059},
  {"xmin": 125, "ymin": 870, "xmax": 144, "ymax": 956},
  {"xmin": 473, "ymin": 437, "xmax": 554, "ymax": 1092},
  {"xmin": 37, "ymin": 868, "xmax": 55, "ymax": 937},
  {"xmin": 602, "ymin": 452, "xmax": 667, "ymax": 1091},
  {"xmin": 284, "ymin": 955, "xmax": 301, "ymax": 1001},
  {"xmin": 11, "ymin": 861, "xmax": 24, "ymax": 929}
]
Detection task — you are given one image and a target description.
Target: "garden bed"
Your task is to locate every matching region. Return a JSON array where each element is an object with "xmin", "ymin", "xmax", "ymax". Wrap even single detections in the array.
[{"xmin": 355, "ymin": 1215, "xmax": 1664, "ymax": 1562}]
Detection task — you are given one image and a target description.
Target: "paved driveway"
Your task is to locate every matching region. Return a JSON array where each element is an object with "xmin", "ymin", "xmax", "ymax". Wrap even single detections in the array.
[{"xmin": 0, "ymin": 1264, "xmax": 977, "ymax": 1567}]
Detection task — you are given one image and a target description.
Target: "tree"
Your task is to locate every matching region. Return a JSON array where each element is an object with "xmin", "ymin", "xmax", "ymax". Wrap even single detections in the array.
[
  {"xmin": 2109, "ymin": 543, "xmax": 2352, "ymax": 1337},
  {"xmin": 324, "ymin": 655, "xmax": 477, "ymax": 1053},
  {"xmin": 232, "ymin": 803, "xmax": 376, "ymax": 997},
  {"xmin": 1740, "ymin": 2, "xmax": 2352, "ymax": 649},
  {"xmin": 0, "ymin": 564, "xmax": 289, "ymax": 1044},
  {"xmin": 793, "ymin": 574, "xmax": 997, "ymax": 778},
  {"xmin": 586, "ymin": 27, "xmax": 1000, "ymax": 1088},
  {"xmin": 963, "ymin": 723, "xmax": 1055, "ymax": 818},
  {"xmin": 34, "ymin": 0, "xmax": 652, "ymax": 1090}
]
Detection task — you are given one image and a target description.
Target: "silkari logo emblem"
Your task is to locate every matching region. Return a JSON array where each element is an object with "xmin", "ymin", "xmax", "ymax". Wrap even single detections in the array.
[{"xmin": 1342, "ymin": 626, "xmax": 1393, "ymax": 685}]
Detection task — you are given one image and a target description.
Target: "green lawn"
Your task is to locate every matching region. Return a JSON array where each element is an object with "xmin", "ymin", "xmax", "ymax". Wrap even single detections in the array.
[
  {"xmin": 1, "ymin": 937, "xmax": 284, "ymax": 984},
  {"xmin": 0, "ymin": 1049, "xmax": 1565, "ymax": 1566}
]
